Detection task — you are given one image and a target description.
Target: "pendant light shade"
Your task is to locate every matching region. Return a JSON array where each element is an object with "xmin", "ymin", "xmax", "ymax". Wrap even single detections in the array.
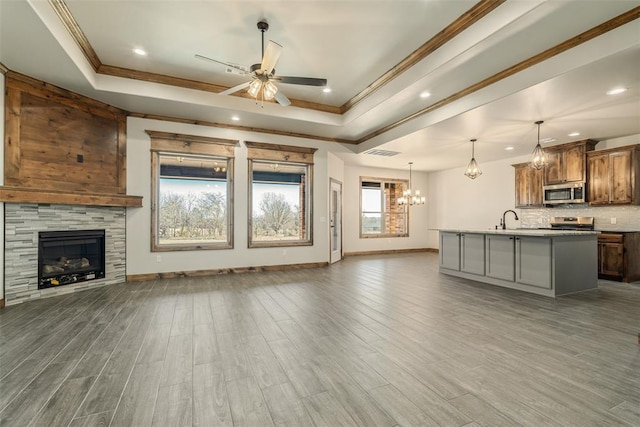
[
  {"xmin": 530, "ymin": 120, "xmax": 547, "ymax": 170},
  {"xmin": 464, "ymin": 138, "xmax": 482, "ymax": 179},
  {"xmin": 398, "ymin": 162, "xmax": 425, "ymax": 206}
]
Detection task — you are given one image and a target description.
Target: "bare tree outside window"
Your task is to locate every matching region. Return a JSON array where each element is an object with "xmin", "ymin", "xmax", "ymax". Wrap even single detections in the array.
[
  {"xmin": 249, "ymin": 160, "xmax": 311, "ymax": 246},
  {"xmin": 155, "ymin": 153, "xmax": 233, "ymax": 249}
]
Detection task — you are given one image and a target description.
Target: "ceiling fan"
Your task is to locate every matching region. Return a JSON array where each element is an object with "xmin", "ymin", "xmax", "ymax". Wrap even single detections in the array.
[{"xmin": 195, "ymin": 20, "xmax": 328, "ymax": 107}]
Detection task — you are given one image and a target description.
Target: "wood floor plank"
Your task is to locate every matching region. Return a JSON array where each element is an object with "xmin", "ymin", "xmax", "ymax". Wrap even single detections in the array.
[
  {"xmin": 152, "ymin": 381, "xmax": 193, "ymax": 426},
  {"xmin": 0, "ymin": 361, "xmax": 77, "ymax": 426},
  {"xmin": 610, "ymin": 400, "xmax": 640, "ymax": 425},
  {"xmin": 449, "ymin": 393, "xmax": 522, "ymax": 427},
  {"xmin": 302, "ymin": 391, "xmax": 358, "ymax": 427},
  {"xmin": 137, "ymin": 322, "xmax": 171, "ymax": 365},
  {"xmin": 30, "ymin": 375, "xmax": 96, "ymax": 427},
  {"xmin": 193, "ymin": 362, "xmax": 233, "ymax": 427},
  {"xmin": 226, "ymin": 376, "xmax": 275, "ymax": 427},
  {"xmin": 262, "ymin": 382, "xmax": 315, "ymax": 427},
  {"xmin": 76, "ymin": 349, "xmax": 139, "ymax": 417},
  {"xmin": 216, "ymin": 331, "xmax": 252, "ymax": 381},
  {"xmin": 268, "ymin": 338, "xmax": 327, "ymax": 398},
  {"xmin": 109, "ymin": 360, "xmax": 164, "ymax": 426},
  {"xmin": 310, "ymin": 355, "xmax": 395, "ymax": 427},
  {"xmin": 361, "ymin": 352, "xmax": 471, "ymax": 426},
  {"xmin": 368, "ymin": 384, "xmax": 440, "ymax": 427},
  {"xmin": 243, "ymin": 334, "xmax": 289, "ymax": 389},
  {"xmin": 170, "ymin": 308, "xmax": 194, "ymax": 337},
  {"xmin": 0, "ymin": 253, "xmax": 639, "ymax": 426},
  {"xmin": 69, "ymin": 411, "xmax": 113, "ymax": 427},
  {"xmin": 193, "ymin": 322, "xmax": 220, "ymax": 365},
  {"xmin": 160, "ymin": 333, "xmax": 193, "ymax": 387}
]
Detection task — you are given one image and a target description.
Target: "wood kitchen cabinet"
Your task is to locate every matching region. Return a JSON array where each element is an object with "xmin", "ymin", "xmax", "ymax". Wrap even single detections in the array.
[
  {"xmin": 543, "ymin": 139, "xmax": 598, "ymax": 185},
  {"xmin": 587, "ymin": 144, "xmax": 640, "ymax": 206},
  {"xmin": 597, "ymin": 232, "xmax": 640, "ymax": 282},
  {"xmin": 513, "ymin": 162, "xmax": 543, "ymax": 207}
]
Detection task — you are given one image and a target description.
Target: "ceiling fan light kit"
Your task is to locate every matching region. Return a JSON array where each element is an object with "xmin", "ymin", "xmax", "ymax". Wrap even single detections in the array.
[{"xmin": 196, "ymin": 19, "xmax": 327, "ymax": 107}]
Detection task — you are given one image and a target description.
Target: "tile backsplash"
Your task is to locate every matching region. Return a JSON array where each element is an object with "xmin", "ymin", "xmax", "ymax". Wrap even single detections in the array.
[{"xmin": 519, "ymin": 205, "xmax": 640, "ymax": 231}]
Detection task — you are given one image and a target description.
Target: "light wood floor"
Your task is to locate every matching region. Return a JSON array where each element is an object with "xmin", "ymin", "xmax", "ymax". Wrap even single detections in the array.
[{"xmin": 1, "ymin": 252, "xmax": 639, "ymax": 426}]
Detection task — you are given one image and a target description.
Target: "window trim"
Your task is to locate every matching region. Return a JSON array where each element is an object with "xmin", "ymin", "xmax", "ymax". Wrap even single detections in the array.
[
  {"xmin": 147, "ymin": 130, "xmax": 237, "ymax": 252},
  {"xmin": 359, "ymin": 176, "xmax": 409, "ymax": 239},
  {"xmin": 246, "ymin": 141, "xmax": 316, "ymax": 248}
]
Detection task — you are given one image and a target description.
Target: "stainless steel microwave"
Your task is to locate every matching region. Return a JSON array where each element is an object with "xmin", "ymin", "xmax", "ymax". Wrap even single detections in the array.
[{"xmin": 543, "ymin": 182, "xmax": 586, "ymax": 204}]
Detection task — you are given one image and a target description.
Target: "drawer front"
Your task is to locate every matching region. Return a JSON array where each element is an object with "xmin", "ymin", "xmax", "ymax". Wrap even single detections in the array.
[{"xmin": 598, "ymin": 233, "xmax": 624, "ymax": 244}]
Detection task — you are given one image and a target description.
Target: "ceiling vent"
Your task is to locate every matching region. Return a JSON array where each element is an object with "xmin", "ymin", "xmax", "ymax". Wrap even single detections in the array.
[{"xmin": 363, "ymin": 149, "xmax": 400, "ymax": 157}]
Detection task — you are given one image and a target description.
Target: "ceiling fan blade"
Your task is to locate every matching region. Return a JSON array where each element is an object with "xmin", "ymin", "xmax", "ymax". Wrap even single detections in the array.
[
  {"xmin": 260, "ymin": 41, "xmax": 282, "ymax": 75},
  {"xmin": 194, "ymin": 54, "xmax": 250, "ymax": 74},
  {"xmin": 274, "ymin": 76, "xmax": 328, "ymax": 87},
  {"xmin": 274, "ymin": 91, "xmax": 291, "ymax": 107},
  {"xmin": 219, "ymin": 81, "xmax": 251, "ymax": 96}
]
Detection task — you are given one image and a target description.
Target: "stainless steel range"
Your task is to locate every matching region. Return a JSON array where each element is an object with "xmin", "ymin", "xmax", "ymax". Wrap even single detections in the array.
[{"xmin": 545, "ymin": 216, "xmax": 595, "ymax": 231}]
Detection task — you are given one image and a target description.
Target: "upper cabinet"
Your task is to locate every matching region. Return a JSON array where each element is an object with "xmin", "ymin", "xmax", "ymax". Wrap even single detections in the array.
[
  {"xmin": 543, "ymin": 140, "xmax": 598, "ymax": 185},
  {"xmin": 587, "ymin": 144, "xmax": 640, "ymax": 206},
  {"xmin": 513, "ymin": 162, "xmax": 543, "ymax": 208}
]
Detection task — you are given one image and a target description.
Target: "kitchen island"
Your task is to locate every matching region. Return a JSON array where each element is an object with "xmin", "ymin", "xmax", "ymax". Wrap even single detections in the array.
[{"xmin": 438, "ymin": 229, "xmax": 598, "ymax": 297}]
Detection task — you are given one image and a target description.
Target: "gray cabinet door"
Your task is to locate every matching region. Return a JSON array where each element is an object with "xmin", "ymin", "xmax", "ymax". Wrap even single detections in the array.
[
  {"xmin": 461, "ymin": 233, "xmax": 485, "ymax": 275},
  {"xmin": 486, "ymin": 234, "xmax": 515, "ymax": 281},
  {"xmin": 516, "ymin": 237, "xmax": 552, "ymax": 288},
  {"xmin": 440, "ymin": 232, "xmax": 460, "ymax": 270}
]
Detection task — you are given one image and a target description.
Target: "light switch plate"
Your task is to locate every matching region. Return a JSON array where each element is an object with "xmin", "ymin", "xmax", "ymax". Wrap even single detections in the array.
[{"xmin": 611, "ymin": 218, "xmax": 617, "ymax": 224}]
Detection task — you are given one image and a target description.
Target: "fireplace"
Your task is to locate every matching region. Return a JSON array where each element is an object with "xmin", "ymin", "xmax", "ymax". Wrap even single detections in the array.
[{"xmin": 38, "ymin": 230, "xmax": 106, "ymax": 289}]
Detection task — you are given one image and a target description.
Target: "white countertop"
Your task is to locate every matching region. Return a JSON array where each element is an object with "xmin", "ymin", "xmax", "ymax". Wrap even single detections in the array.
[{"xmin": 438, "ymin": 228, "xmax": 599, "ymax": 236}]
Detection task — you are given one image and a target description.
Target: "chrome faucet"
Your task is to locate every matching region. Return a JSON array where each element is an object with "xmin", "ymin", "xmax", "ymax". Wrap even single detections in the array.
[{"xmin": 501, "ymin": 210, "xmax": 519, "ymax": 230}]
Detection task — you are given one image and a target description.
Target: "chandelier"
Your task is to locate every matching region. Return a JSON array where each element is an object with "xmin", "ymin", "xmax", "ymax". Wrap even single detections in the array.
[
  {"xmin": 398, "ymin": 162, "xmax": 425, "ymax": 206},
  {"xmin": 464, "ymin": 138, "xmax": 482, "ymax": 179},
  {"xmin": 530, "ymin": 120, "xmax": 547, "ymax": 170}
]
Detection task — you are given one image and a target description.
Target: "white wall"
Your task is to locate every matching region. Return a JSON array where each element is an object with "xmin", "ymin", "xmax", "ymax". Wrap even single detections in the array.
[
  {"xmin": 427, "ymin": 154, "xmax": 529, "ymax": 247},
  {"xmin": 427, "ymin": 134, "xmax": 640, "ymax": 248},
  {"xmin": 343, "ymin": 164, "xmax": 430, "ymax": 253},
  {"xmin": 126, "ymin": 117, "xmax": 340, "ymax": 275},
  {"xmin": 0, "ymin": 72, "xmax": 4, "ymax": 300}
]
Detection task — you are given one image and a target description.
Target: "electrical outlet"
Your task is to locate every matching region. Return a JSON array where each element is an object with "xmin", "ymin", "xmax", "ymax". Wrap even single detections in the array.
[
  {"xmin": 156, "ymin": 255, "xmax": 162, "ymax": 263},
  {"xmin": 611, "ymin": 217, "xmax": 617, "ymax": 225}
]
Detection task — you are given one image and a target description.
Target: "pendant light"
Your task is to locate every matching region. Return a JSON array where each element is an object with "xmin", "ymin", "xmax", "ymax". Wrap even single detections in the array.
[
  {"xmin": 464, "ymin": 138, "xmax": 482, "ymax": 179},
  {"xmin": 530, "ymin": 120, "xmax": 547, "ymax": 170},
  {"xmin": 398, "ymin": 162, "xmax": 425, "ymax": 206}
]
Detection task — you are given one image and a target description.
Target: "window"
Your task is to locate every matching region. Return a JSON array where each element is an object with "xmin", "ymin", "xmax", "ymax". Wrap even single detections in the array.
[
  {"xmin": 246, "ymin": 141, "xmax": 316, "ymax": 247},
  {"xmin": 360, "ymin": 177, "xmax": 408, "ymax": 237},
  {"xmin": 148, "ymin": 131, "xmax": 236, "ymax": 251}
]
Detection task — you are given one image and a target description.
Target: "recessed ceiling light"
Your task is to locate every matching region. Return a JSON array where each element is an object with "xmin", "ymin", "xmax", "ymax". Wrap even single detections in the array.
[
  {"xmin": 419, "ymin": 91, "xmax": 431, "ymax": 99},
  {"xmin": 540, "ymin": 137, "xmax": 556, "ymax": 144},
  {"xmin": 568, "ymin": 132, "xmax": 580, "ymax": 137},
  {"xmin": 322, "ymin": 87, "xmax": 332, "ymax": 93},
  {"xmin": 606, "ymin": 87, "xmax": 627, "ymax": 95},
  {"xmin": 133, "ymin": 48, "xmax": 147, "ymax": 56},
  {"xmin": 505, "ymin": 146, "xmax": 514, "ymax": 151},
  {"xmin": 231, "ymin": 115, "xmax": 240, "ymax": 121}
]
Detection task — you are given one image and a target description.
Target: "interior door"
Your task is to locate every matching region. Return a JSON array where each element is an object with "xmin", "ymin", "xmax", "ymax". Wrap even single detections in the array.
[{"xmin": 330, "ymin": 179, "xmax": 342, "ymax": 264}]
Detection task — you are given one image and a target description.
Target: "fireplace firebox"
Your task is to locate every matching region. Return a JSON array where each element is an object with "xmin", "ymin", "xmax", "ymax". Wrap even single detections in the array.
[{"xmin": 38, "ymin": 230, "xmax": 106, "ymax": 289}]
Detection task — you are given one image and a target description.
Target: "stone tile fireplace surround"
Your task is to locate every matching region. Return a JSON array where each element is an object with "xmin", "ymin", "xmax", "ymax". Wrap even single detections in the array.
[{"xmin": 4, "ymin": 203, "xmax": 125, "ymax": 305}]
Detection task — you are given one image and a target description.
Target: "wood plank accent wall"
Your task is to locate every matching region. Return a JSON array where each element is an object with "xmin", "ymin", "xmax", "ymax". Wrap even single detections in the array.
[{"xmin": 3, "ymin": 72, "xmax": 130, "ymax": 198}]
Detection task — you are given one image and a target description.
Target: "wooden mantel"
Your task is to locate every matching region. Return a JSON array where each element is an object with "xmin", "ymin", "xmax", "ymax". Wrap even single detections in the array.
[{"xmin": 0, "ymin": 186, "xmax": 142, "ymax": 208}]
